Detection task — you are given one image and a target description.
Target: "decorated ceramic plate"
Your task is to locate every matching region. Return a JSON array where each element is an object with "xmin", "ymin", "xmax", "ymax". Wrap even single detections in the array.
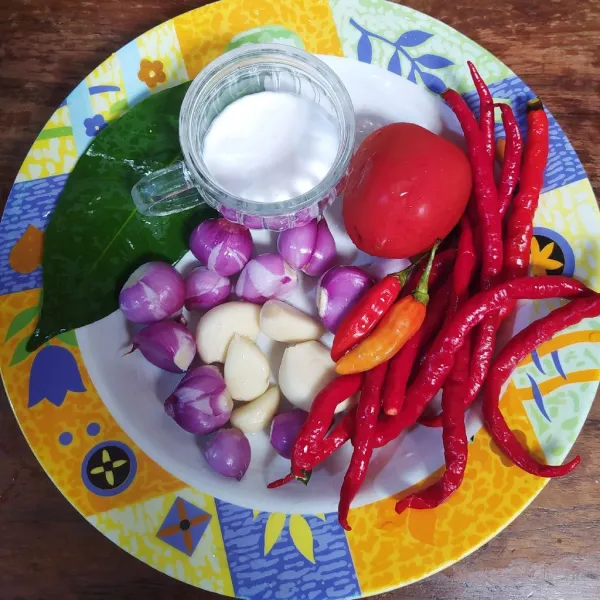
[{"xmin": 1, "ymin": 0, "xmax": 599, "ymax": 597}]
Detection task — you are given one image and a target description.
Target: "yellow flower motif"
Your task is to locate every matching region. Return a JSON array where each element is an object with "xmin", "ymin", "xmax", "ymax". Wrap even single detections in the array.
[
  {"xmin": 138, "ymin": 59, "xmax": 167, "ymax": 89},
  {"xmin": 530, "ymin": 237, "xmax": 563, "ymax": 276},
  {"xmin": 258, "ymin": 511, "xmax": 326, "ymax": 564},
  {"xmin": 89, "ymin": 448, "xmax": 128, "ymax": 487}
]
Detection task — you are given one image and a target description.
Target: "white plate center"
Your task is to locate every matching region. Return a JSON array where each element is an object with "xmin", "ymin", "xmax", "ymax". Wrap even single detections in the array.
[{"xmin": 77, "ymin": 55, "xmax": 482, "ymax": 514}]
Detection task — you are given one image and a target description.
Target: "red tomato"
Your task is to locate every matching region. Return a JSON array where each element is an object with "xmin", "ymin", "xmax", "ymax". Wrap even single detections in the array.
[{"xmin": 343, "ymin": 122, "xmax": 472, "ymax": 258}]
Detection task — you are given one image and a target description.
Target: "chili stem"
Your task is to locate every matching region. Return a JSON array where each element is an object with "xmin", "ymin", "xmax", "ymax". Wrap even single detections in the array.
[{"xmin": 413, "ymin": 240, "xmax": 441, "ymax": 305}]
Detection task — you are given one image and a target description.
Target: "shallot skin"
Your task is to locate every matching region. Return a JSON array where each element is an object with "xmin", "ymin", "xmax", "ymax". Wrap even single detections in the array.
[
  {"xmin": 119, "ymin": 261, "xmax": 185, "ymax": 324},
  {"xmin": 165, "ymin": 366, "xmax": 233, "ymax": 434},
  {"xmin": 303, "ymin": 219, "xmax": 336, "ymax": 277},
  {"xmin": 235, "ymin": 253, "xmax": 298, "ymax": 303},
  {"xmin": 277, "ymin": 220, "xmax": 318, "ymax": 269},
  {"xmin": 277, "ymin": 218, "xmax": 336, "ymax": 277},
  {"xmin": 317, "ymin": 265, "xmax": 373, "ymax": 332},
  {"xmin": 184, "ymin": 266, "xmax": 231, "ymax": 311},
  {"xmin": 202, "ymin": 427, "xmax": 251, "ymax": 480},
  {"xmin": 133, "ymin": 321, "xmax": 196, "ymax": 373},
  {"xmin": 189, "ymin": 218, "xmax": 253, "ymax": 277},
  {"xmin": 270, "ymin": 408, "xmax": 308, "ymax": 459}
]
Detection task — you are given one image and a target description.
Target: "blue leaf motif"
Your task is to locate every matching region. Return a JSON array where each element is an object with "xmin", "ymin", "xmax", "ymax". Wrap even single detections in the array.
[
  {"xmin": 357, "ymin": 33, "xmax": 373, "ymax": 64},
  {"xmin": 415, "ymin": 54, "xmax": 454, "ymax": 69},
  {"xmin": 419, "ymin": 71, "xmax": 447, "ymax": 94},
  {"xmin": 531, "ymin": 349, "xmax": 546, "ymax": 374},
  {"xmin": 28, "ymin": 345, "xmax": 86, "ymax": 408},
  {"xmin": 396, "ymin": 30, "xmax": 433, "ymax": 48},
  {"xmin": 526, "ymin": 373, "xmax": 551, "ymax": 422},
  {"xmin": 387, "ymin": 51, "xmax": 402, "ymax": 76},
  {"xmin": 407, "ymin": 64, "xmax": 418, "ymax": 83},
  {"xmin": 551, "ymin": 350, "xmax": 567, "ymax": 380}
]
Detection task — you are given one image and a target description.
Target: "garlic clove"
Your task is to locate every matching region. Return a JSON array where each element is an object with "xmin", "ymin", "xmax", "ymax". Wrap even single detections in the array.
[
  {"xmin": 259, "ymin": 300, "xmax": 325, "ymax": 343},
  {"xmin": 230, "ymin": 386, "xmax": 280, "ymax": 433},
  {"xmin": 196, "ymin": 301, "xmax": 260, "ymax": 363},
  {"xmin": 224, "ymin": 334, "xmax": 270, "ymax": 401}
]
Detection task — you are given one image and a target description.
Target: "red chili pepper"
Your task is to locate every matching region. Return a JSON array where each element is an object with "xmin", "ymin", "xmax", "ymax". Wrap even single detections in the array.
[
  {"xmin": 338, "ymin": 362, "xmax": 388, "ymax": 530},
  {"xmin": 396, "ymin": 334, "xmax": 472, "ymax": 513},
  {"xmin": 335, "ymin": 242, "xmax": 439, "ymax": 375},
  {"xmin": 504, "ymin": 99, "xmax": 549, "ymax": 280},
  {"xmin": 434, "ymin": 104, "xmax": 527, "ymax": 424},
  {"xmin": 449, "ymin": 216, "xmax": 477, "ymax": 307},
  {"xmin": 306, "ymin": 275, "xmax": 593, "ymax": 467},
  {"xmin": 267, "ymin": 473, "xmax": 295, "ymax": 489},
  {"xmin": 422, "ymin": 312, "xmax": 502, "ymax": 429},
  {"xmin": 496, "ymin": 103, "xmax": 523, "ymax": 217},
  {"xmin": 331, "ymin": 266, "xmax": 413, "ymax": 362},
  {"xmin": 460, "ymin": 101, "xmax": 545, "ymax": 417},
  {"xmin": 381, "ymin": 247, "xmax": 456, "ymax": 416},
  {"xmin": 429, "ymin": 95, "xmax": 506, "ymax": 430},
  {"xmin": 293, "ymin": 277, "xmax": 593, "ymax": 470},
  {"xmin": 445, "ymin": 102, "xmax": 544, "ymax": 423},
  {"xmin": 483, "ymin": 294, "xmax": 600, "ymax": 476},
  {"xmin": 418, "ymin": 217, "xmax": 477, "ymax": 427},
  {"xmin": 268, "ymin": 374, "xmax": 362, "ymax": 488},
  {"xmin": 377, "ymin": 276, "xmax": 591, "ymax": 444},
  {"xmin": 442, "ymin": 89, "xmax": 502, "ymax": 291},
  {"xmin": 399, "ymin": 217, "xmax": 476, "ymax": 499},
  {"xmin": 467, "ymin": 61, "xmax": 495, "ymax": 164},
  {"xmin": 401, "ymin": 248, "xmax": 456, "ymax": 298},
  {"xmin": 383, "ymin": 279, "xmax": 452, "ymax": 416}
]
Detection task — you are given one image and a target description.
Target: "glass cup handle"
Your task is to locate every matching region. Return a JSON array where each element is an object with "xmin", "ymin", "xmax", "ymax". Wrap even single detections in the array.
[{"xmin": 131, "ymin": 161, "xmax": 204, "ymax": 217}]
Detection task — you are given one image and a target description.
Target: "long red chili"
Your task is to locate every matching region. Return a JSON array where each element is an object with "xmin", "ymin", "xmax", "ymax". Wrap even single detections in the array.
[
  {"xmin": 314, "ymin": 276, "xmax": 592, "ymax": 461},
  {"xmin": 450, "ymin": 101, "xmax": 546, "ymax": 421},
  {"xmin": 380, "ymin": 276, "xmax": 591, "ymax": 445},
  {"xmin": 443, "ymin": 89, "xmax": 502, "ymax": 291},
  {"xmin": 497, "ymin": 103, "xmax": 523, "ymax": 217},
  {"xmin": 440, "ymin": 91, "xmax": 506, "ymax": 426},
  {"xmin": 418, "ymin": 217, "xmax": 477, "ymax": 427},
  {"xmin": 467, "ymin": 61, "xmax": 495, "ymax": 164},
  {"xmin": 331, "ymin": 251, "xmax": 455, "ymax": 364},
  {"xmin": 445, "ymin": 101, "xmax": 539, "ymax": 420},
  {"xmin": 400, "ymin": 249, "xmax": 456, "ymax": 297},
  {"xmin": 382, "ymin": 249, "xmax": 455, "ymax": 416},
  {"xmin": 449, "ymin": 216, "xmax": 477, "ymax": 309},
  {"xmin": 483, "ymin": 294, "xmax": 600, "ymax": 476},
  {"xmin": 383, "ymin": 279, "xmax": 452, "ymax": 416},
  {"xmin": 268, "ymin": 373, "xmax": 362, "ymax": 487},
  {"xmin": 396, "ymin": 334, "xmax": 472, "ymax": 513},
  {"xmin": 400, "ymin": 217, "xmax": 476, "ymax": 500},
  {"xmin": 331, "ymin": 268, "xmax": 412, "ymax": 362},
  {"xmin": 338, "ymin": 362, "xmax": 388, "ymax": 530},
  {"xmin": 422, "ymin": 307, "xmax": 506, "ymax": 428},
  {"xmin": 504, "ymin": 99, "xmax": 549, "ymax": 280}
]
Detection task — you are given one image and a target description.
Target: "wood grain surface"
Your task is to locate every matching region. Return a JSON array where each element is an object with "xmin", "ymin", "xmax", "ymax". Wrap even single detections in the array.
[{"xmin": 1, "ymin": 1, "xmax": 599, "ymax": 599}]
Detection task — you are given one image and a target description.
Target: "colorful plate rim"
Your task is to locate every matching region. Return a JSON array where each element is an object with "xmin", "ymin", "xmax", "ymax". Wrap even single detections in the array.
[{"xmin": 1, "ymin": 0, "xmax": 599, "ymax": 597}]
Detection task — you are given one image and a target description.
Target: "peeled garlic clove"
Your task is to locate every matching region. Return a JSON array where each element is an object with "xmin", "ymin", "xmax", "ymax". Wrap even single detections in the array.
[
  {"xmin": 279, "ymin": 340, "xmax": 346, "ymax": 412},
  {"xmin": 259, "ymin": 300, "xmax": 325, "ymax": 343},
  {"xmin": 230, "ymin": 386, "xmax": 280, "ymax": 433},
  {"xmin": 224, "ymin": 334, "xmax": 270, "ymax": 401},
  {"xmin": 196, "ymin": 301, "xmax": 260, "ymax": 363}
]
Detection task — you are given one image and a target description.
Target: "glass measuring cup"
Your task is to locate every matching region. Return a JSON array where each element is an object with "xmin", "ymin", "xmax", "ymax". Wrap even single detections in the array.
[{"xmin": 131, "ymin": 44, "xmax": 355, "ymax": 231}]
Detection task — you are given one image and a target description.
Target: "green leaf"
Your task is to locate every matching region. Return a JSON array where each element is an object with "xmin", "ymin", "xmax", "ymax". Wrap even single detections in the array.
[
  {"xmin": 27, "ymin": 82, "xmax": 217, "ymax": 351},
  {"xmin": 10, "ymin": 337, "xmax": 32, "ymax": 366},
  {"xmin": 56, "ymin": 330, "xmax": 78, "ymax": 347},
  {"xmin": 5, "ymin": 306, "xmax": 38, "ymax": 342}
]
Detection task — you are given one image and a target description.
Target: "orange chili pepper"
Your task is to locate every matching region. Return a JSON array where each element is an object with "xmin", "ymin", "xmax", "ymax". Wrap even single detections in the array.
[{"xmin": 335, "ymin": 241, "xmax": 439, "ymax": 375}]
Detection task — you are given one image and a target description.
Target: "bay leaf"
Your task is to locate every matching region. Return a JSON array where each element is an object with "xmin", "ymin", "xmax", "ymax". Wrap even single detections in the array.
[{"xmin": 28, "ymin": 82, "xmax": 217, "ymax": 351}]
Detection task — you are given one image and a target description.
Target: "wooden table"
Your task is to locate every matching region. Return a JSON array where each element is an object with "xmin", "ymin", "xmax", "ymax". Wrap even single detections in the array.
[{"xmin": 1, "ymin": 1, "xmax": 599, "ymax": 598}]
